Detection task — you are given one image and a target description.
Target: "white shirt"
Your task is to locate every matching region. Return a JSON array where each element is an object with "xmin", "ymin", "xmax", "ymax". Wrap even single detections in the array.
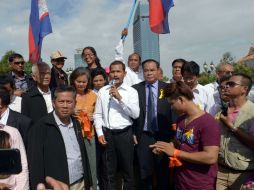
[
  {"xmin": 124, "ymin": 66, "xmax": 144, "ymax": 86},
  {"xmin": 53, "ymin": 112, "xmax": 83, "ymax": 184},
  {"xmin": 193, "ymin": 84, "xmax": 213, "ymax": 113},
  {"xmin": 93, "ymin": 83, "xmax": 140, "ymax": 137},
  {"xmin": 37, "ymin": 87, "xmax": 53, "ymax": 113},
  {"xmin": 204, "ymin": 81, "xmax": 227, "ymax": 116},
  {"xmin": 0, "ymin": 107, "xmax": 10, "ymax": 125},
  {"xmin": 114, "ymin": 39, "xmax": 144, "ymax": 86},
  {"xmin": 9, "ymin": 95, "xmax": 22, "ymax": 113}
]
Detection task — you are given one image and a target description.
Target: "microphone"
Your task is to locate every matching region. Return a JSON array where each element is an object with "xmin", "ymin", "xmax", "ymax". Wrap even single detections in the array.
[
  {"xmin": 109, "ymin": 79, "xmax": 116, "ymax": 87},
  {"xmin": 109, "ymin": 79, "xmax": 116, "ymax": 100}
]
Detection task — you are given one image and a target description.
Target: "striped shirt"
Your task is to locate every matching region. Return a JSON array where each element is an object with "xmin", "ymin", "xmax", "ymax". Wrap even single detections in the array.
[{"xmin": 53, "ymin": 112, "xmax": 83, "ymax": 184}]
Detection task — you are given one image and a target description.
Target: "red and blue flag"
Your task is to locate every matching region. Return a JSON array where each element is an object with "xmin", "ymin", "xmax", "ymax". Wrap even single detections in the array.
[
  {"xmin": 149, "ymin": 0, "xmax": 174, "ymax": 34},
  {"xmin": 29, "ymin": 0, "xmax": 52, "ymax": 64}
]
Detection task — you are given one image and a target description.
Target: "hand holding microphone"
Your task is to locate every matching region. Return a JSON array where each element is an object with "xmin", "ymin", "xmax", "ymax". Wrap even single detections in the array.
[{"xmin": 109, "ymin": 79, "xmax": 122, "ymax": 101}]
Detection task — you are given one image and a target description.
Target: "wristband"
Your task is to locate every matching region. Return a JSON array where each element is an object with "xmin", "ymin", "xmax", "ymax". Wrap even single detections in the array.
[{"xmin": 173, "ymin": 149, "xmax": 181, "ymax": 158}]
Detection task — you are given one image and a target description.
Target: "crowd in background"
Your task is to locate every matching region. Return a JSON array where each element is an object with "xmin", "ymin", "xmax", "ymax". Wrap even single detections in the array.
[{"xmin": 0, "ymin": 46, "xmax": 254, "ymax": 190}]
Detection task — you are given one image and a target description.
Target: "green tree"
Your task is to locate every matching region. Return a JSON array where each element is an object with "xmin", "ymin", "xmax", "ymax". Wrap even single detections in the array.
[
  {"xmin": 233, "ymin": 62, "xmax": 254, "ymax": 81},
  {"xmin": 162, "ymin": 75, "xmax": 169, "ymax": 82},
  {"xmin": 198, "ymin": 72, "xmax": 216, "ymax": 85},
  {"xmin": 24, "ymin": 61, "xmax": 32, "ymax": 74},
  {"xmin": 0, "ymin": 50, "xmax": 15, "ymax": 74}
]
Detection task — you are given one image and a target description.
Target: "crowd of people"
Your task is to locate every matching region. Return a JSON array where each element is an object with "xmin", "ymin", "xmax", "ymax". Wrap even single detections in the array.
[{"xmin": 0, "ymin": 47, "xmax": 254, "ymax": 190}]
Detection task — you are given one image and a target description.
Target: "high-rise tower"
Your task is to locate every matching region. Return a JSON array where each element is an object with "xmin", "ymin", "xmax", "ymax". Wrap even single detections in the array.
[{"xmin": 133, "ymin": 0, "xmax": 160, "ymax": 62}]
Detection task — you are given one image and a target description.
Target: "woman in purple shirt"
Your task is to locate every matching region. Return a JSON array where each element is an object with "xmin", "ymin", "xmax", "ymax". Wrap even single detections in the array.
[{"xmin": 150, "ymin": 81, "xmax": 220, "ymax": 190}]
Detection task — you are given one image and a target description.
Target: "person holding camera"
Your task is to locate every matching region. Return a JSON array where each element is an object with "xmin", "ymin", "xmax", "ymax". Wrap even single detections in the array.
[
  {"xmin": 0, "ymin": 88, "xmax": 29, "ymax": 190},
  {"xmin": 216, "ymin": 73, "xmax": 254, "ymax": 189}
]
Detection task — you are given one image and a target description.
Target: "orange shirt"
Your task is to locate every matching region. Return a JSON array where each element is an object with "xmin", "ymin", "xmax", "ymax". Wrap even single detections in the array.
[{"xmin": 75, "ymin": 90, "xmax": 97, "ymax": 137}]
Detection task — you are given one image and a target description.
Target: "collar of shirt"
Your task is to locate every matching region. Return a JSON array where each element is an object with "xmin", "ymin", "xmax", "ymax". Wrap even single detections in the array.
[
  {"xmin": 106, "ymin": 83, "xmax": 129, "ymax": 91},
  {"xmin": 127, "ymin": 66, "xmax": 143, "ymax": 74},
  {"xmin": 192, "ymin": 84, "xmax": 202, "ymax": 94},
  {"xmin": 145, "ymin": 80, "xmax": 159, "ymax": 89},
  {"xmin": 53, "ymin": 111, "xmax": 73, "ymax": 128},
  {"xmin": 37, "ymin": 87, "xmax": 51, "ymax": 95},
  {"xmin": 11, "ymin": 71, "xmax": 26, "ymax": 79},
  {"xmin": 0, "ymin": 108, "xmax": 10, "ymax": 125}
]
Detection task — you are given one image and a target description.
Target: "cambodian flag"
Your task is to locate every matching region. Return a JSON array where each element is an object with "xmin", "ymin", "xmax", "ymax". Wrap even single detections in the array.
[
  {"xmin": 149, "ymin": 0, "xmax": 174, "ymax": 34},
  {"xmin": 29, "ymin": 0, "xmax": 52, "ymax": 64}
]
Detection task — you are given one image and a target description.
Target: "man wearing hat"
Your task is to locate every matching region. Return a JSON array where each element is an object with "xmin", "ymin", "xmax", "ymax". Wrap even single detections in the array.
[{"xmin": 49, "ymin": 51, "xmax": 68, "ymax": 91}]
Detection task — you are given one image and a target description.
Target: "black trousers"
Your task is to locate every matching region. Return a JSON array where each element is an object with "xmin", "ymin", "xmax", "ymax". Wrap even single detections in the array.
[
  {"xmin": 101, "ymin": 127, "xmax": 134, "ymax": 190},
  {"xmin": 136, "ymin": 132, "xmax": 170, "ymax": 190}
]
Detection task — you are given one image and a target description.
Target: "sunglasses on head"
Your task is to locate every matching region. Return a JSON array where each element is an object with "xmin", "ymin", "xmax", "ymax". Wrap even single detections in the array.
[
  {"xmin": 226, "ymin": 81, "xmax": 242, "ymax": 88},
  {"xmin": 13, "ymin": 61, "xmax": 25, "ymax": 65}
]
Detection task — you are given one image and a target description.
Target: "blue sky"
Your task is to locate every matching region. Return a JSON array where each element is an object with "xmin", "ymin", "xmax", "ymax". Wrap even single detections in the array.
[{"xmin": 0, "ymin": 0, "xmax": 254, "ymax": 77}]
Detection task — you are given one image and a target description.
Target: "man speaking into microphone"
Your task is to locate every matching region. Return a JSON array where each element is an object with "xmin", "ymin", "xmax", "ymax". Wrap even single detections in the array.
[{"xmin": 94, "ymin": 60, "xmax": 140, "ymax": 190}]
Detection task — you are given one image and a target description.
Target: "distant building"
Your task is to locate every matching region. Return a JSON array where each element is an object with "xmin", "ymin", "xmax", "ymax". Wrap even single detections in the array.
[
  {"xmin": 133, "ymin": 0, "xmax": 160, "ymax": 62},
  {"xmin": 74, "ymin": 48, "xmax": 84, "ymax": 68},
  {"xmin": 238, "ymin": 45, "xmax": 254, "ymax": 68}
]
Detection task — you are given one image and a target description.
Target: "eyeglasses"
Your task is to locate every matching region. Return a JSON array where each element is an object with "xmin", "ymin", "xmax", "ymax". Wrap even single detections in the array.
[
  {"xmin": 226, "ymin": 81, "xmax": 242, "ymax": 88},
  {"xmin": 83, "ymin": 53, "xmax": 94, "ymax": 58},
  {"xmin": 13, "ymin": 61, "xmax": 25, "ymax": 65}
]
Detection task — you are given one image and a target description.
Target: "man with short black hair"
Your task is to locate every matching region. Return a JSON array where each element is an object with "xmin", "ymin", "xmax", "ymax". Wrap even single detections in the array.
[
  {"xmin": 49, "ymin": 51, "xmax": 68, "ymax": 91},
  {"xmin": 217, "ymin": 73, "xmax": 254, "ymax": 190},
  {"xmin": 94, "ymin": 60, "xmax": 140, "ymax": 190},
  {"xmin": 0, "ymin": 86, "xmax": 31, "ymax": 146},
  {"xmin": 133, "ymin": 59, "xmax": 173, "ymax": 190},
  {"xmin": 28, "ymin": 86, "xmax": 93, "ymax": 190},
  {"xmin": 7, "ymin": 53, "xmax": 34, "ymax": 96},
  {"xmin": 170, "ymin": 58, "xmax": 187, "ymax": 83},
  {"xmin": 181, "ymin": 61, "xmax": 212, "ymax": 112}
]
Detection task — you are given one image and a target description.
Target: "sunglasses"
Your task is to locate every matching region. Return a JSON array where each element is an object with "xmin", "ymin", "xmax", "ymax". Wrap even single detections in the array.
[
  {"xmin": 226, "ymin": 81, "xmax": 242, "ymax": 88},
  {"xmin": 13, "ymin": 61, "xmax": 25, "ymax": 65},
  {"xmin": 54, "ymin": 59, "xmax": 65, "ymax": 63}
]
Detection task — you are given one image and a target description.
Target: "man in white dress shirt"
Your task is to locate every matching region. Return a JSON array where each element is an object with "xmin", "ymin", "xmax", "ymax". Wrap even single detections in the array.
[
  {"xmin": 94, "ymin": 60, "xmax": 140, "ymax": 190},
  {"xmin": 204, "ymin": 63, "xmax": 234, "ymax": 115},
  {"xmin": 182, "ymin": 61, "xmax": 212, "ymax": 112},
  {"xmin": 123, "ymin": 53, "xmax": 144, "ymax": 86}
]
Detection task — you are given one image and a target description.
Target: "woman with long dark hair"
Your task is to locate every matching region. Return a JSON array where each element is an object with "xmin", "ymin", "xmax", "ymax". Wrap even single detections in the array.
[{"xmin": 81, "ymin": 46, "xmax": 104, "ymax": 72}]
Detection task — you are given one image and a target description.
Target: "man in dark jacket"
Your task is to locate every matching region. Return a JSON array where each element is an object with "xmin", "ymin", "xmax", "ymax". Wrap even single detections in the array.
[
  {"xmin": 132, "ymin": 59, "xmax": 173, "ymax": 190},
  {"xmin": 0, "ymin": 87, "xmax": 31, "ymax": 148},
  {"xmin": 21, "ymin": 63, "xmax": 53, "ymax": 123},
  {"xmin": 28, "ymin": 86, "xmax": 93, "ymax": 190}
]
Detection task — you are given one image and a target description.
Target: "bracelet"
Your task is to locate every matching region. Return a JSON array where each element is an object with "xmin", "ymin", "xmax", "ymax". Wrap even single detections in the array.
[{"xmin": 173, "ymin": 149, "xmax": 181, "ymax": 158}]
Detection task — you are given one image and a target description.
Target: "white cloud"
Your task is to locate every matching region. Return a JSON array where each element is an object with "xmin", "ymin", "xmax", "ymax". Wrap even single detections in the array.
[{"xmin": 0, "ymin": 0, "xmax": 254, "ymax": 78}]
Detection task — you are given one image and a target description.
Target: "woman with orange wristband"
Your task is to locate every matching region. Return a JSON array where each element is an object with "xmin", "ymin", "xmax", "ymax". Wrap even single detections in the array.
[{"xmin": 150, "ymin": 81, "xmax": 220, "ymax": 190}]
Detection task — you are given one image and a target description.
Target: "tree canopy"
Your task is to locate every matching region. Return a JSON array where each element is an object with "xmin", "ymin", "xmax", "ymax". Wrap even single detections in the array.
[{"xmin": 0, "ymin": 50, "xmax": 32, "ymax": 74}]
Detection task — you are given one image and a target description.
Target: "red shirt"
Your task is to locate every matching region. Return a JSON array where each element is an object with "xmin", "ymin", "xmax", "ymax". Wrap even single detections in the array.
[{"xmin": 175, "ymin": 113, "xmax": 220, "ymax": 190}]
